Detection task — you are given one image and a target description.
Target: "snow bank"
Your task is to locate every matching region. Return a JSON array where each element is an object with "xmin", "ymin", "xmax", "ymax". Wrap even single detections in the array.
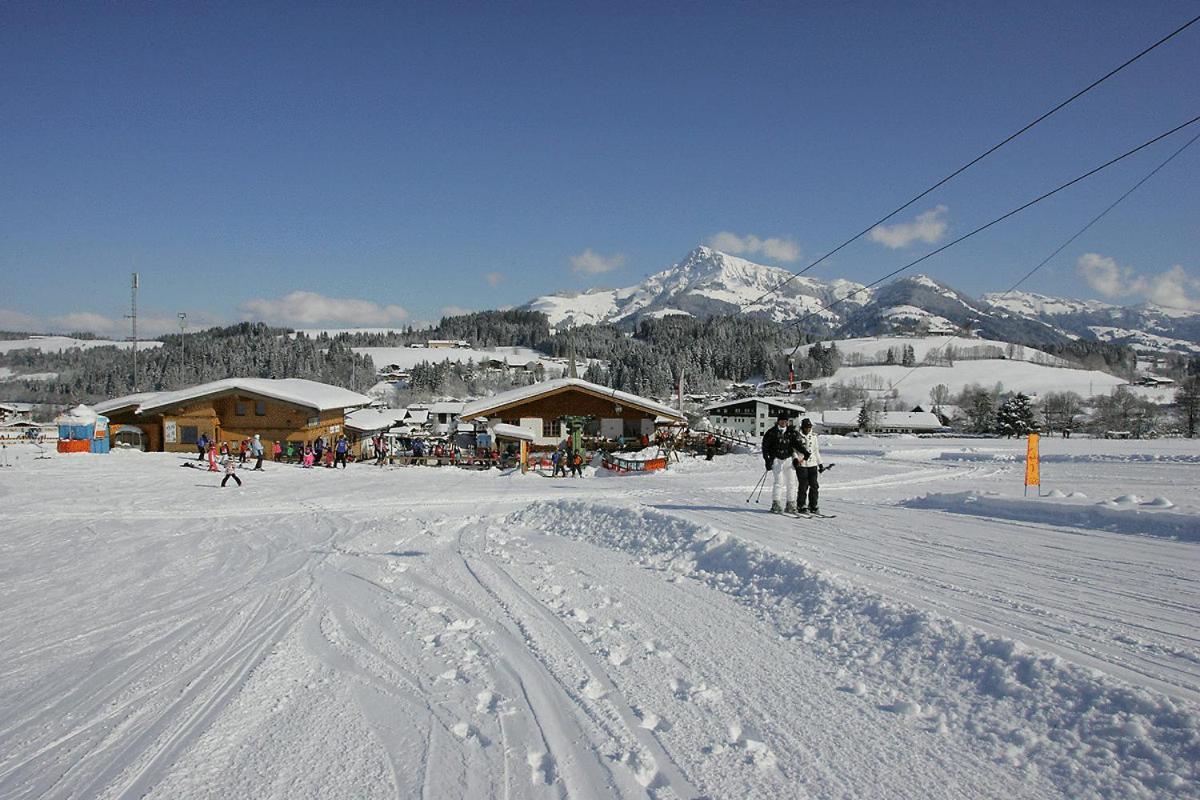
[
  {"xmin": 510, "ymin": 500, "xmax": 1200, "ymax": 798},
  {"xmin": 903, "ymin": 491, "xmax": 1200, "ymax": 541}
]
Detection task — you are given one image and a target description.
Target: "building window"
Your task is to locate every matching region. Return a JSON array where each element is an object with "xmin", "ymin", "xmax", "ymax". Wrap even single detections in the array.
[
  {"xmin": 255, "ymin": 401, "xmax": 266, "ymax": 416},
  {"xmin": 307, "ymin": 416, "xmax": 319, "ymax": 428},
  {"xmin": 541, "ymin": 418, "xmax": 558, "ymax": 438},
  {"xmin": 235, "ymin": 401, "xmax": 247, "ymax": 416},
  {"xmin": 181, "ymin": 425, "xmax": 198, "ymax": 444}
]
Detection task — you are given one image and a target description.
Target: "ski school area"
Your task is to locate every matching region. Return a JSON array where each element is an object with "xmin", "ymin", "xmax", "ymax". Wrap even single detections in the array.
[{"xmin": 1, "ymin": 412, "xmax": 1197, "ymax": 800}]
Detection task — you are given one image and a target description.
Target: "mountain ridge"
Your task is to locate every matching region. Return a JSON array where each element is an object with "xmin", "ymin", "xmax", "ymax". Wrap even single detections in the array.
[{"xmin": 523, "ymin": 247, "xmax": 1200, "ymax": 355}]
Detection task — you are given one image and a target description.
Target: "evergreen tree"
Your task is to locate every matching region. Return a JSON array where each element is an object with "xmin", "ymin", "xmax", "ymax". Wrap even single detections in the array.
[{"xmin": 996, "ymin": 393, "xmax": 1037, "ymax": 437}]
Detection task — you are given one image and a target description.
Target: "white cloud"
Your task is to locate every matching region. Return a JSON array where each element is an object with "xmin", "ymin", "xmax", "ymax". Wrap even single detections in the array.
[
  {"xmin": 707, "ymin": 232, "xmax": 802, "ymax": 263},
  {"xmin": 1, "ymin": 309, "xmax": 225, "ymax": 338},
  {"xmin": 868, "ymin": 205, "xmax": 949, "ymax": 249},
  {"xmin": 570, "ymin": 249, "xmax": 625, "ymax": 275},
  {"xmin": 485, "ymin": 271, "xmax": 504, "ymax": 287},
  {"xmin": 0, "ymin": 309, "xmax": 43, "ymax": 331},
  {"xmin": 1078, "ymin": 253, "xmax": 1200, "ymax": 311},
  {"xmin": 1077, "ymin": 253, "xmax": 1145, "ymax": 298},
  {"xmin": 240, "ymin": 291, "xmax": 408, "ymax": 326}
]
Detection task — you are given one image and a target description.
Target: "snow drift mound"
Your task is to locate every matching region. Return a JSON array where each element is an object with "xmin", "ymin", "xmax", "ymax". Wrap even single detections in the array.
[
  {"xmin": 510, "ymin": 500, "xmax": 1200, "ymax": 798},
  {"xmin": 905, "ymin": 491, "xmax": 1200, "ymax": 541}
]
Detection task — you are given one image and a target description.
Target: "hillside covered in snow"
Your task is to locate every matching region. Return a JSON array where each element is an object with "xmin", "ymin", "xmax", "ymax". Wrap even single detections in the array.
[{"xmin": 525, "ymin": 248, "xmax": 1200, "ymax": 357}]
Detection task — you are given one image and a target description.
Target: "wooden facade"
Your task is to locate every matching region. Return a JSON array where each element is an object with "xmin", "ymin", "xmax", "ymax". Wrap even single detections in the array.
[
  {"xmin": 463, "ymin": 384, "xmax": 677, "ymax": 446},
  {"xmin": 104, "ymin": 390, "xmax": 353, "ymax": 453}
]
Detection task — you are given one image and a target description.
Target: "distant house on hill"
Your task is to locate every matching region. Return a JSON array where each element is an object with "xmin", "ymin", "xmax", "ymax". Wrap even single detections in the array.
[
  {"xmin": 459, "ymin": 378, "xmax": 684, "ymax": 446},
  {"xmin": 705, "ymin": 397, "xmax": 806, "ymax": 438},
  {"xmin": 816, "ymin": 409, "xmax": 944, "ymax": 435},
  {"xmin": 95, "ymin": 378, "xmax": 371, "ymax": 452}
]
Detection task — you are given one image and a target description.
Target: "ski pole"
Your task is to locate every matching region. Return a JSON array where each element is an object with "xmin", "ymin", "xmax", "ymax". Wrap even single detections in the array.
[
  {"xmin": 753, "ymin": 468, "xmax": 770, "ymax": 504},
  {"xmin": 746, "ymin": 469, "xmax": 769, "ymax": 503}
]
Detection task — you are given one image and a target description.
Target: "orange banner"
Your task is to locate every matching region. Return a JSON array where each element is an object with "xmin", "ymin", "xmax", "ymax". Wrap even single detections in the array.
[{"xmin": 1025, "ymin": 432, "xmax": 1040, "ymax": 487}]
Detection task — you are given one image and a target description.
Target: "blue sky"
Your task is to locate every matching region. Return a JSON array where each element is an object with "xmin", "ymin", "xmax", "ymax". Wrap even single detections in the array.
[{"xmin": 2, "ymin": 1, "xmax": 1198, "ymax": 335}]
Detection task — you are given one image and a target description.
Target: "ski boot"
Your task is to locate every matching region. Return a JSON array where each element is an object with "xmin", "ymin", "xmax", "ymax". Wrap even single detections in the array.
[
  {"xmin": 770, "ymin": 501, "xmax": 783, "ymax": 514},
  {"xmin": 785, "ymin": 502, "xmax": 798, "ymax": 515}
]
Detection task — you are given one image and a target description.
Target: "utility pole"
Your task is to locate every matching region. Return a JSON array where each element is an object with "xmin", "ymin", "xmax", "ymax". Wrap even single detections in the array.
[
  {"xmin": 177, "ymin": 312, "xmax": 187, "ymax": 386},
  {"xmin": 125, "ymin": 272, "xmax": 139, "ymax": 391}
]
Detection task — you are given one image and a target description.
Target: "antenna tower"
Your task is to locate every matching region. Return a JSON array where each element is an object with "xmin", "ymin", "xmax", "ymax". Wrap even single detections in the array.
[{"xmin": 126, "ymin": 272, "xmax": 140, "ymax": 390}]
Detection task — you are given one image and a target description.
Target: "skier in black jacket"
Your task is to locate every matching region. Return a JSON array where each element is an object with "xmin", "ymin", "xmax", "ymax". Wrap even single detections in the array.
[{"xmin": 761, "ymin": 414, "xmax": 808, "ymax": 514}]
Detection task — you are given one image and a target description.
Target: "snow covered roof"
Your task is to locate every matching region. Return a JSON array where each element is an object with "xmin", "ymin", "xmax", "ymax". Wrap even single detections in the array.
[
  {"xmin": 94, "ymin": 392, "xmax": 162, "ymax": 414},
  {"xmin": 817, "ymin": 410, "xmax": 943, "ymax": 430},
  {"xmin": 404, "ymin": 408, "xmax": 430, "ymax": 424},
  {"xmin": 344, "ymin": 407, "xmax": 406, "ymax": 432},
  {"xmin": 105, "ymin": 379, "xmax": 372, "ymax": 415},
  {"xmin": 55, "ymin": 404, "xmax": 100, "ymax": 424},
  {"xmin": 459, "ymin": 378, "xmax": 685, "ymax": 422},
  {"xmin": 429, "ymin": 401, "xmax": 466, "ymax": 415},
  {"xmin": 0, "ymin": 402, "xmax": 34, "ymax": 413},
  {"xmin": 704, "ymin": 397, "xmax": 806, "ymax": 414},
  {"xmin": 491, "ymin": 423, "xmax": 534, "ymax": 441}
]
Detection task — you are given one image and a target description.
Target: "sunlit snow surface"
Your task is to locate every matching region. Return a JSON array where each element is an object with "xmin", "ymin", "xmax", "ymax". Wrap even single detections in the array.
[{"xmin": 0, "ymin": 437, "xmax": 1197, "ymax": 798}]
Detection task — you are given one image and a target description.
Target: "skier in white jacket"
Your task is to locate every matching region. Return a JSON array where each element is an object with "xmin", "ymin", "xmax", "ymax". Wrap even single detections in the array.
[{"xmin": 793, "ymin": 417, "xmax": 824, "ymax": 513}]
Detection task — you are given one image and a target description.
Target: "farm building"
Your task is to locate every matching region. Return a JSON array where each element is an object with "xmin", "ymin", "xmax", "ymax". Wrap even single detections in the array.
[
  {"xmin": 95, "ymin": 378, "xmax": 371, "ymax": 453},
  {"xmin": 705, "ymin": 397, "xmax": 806, "ymax": 438},
  {"xmin": 815, "ymin": 409, "xmax": 944, "ymax": 434},
  {"xmin": 459, "ymin": 378, "xmax": 685, "ymax": 446}
]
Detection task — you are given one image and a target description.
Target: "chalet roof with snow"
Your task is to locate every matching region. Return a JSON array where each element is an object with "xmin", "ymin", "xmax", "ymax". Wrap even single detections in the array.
[
  {"xmin": 704, "ymin": 397, "xmax": 806, "ymax": 414},
  {"xmin": 344, "ymin": 407, "xmax": 407, "ymax": 432},
  {"xmin": 96, "ymin": 379, "xmax": 371, "ymax": 416},
  {"xmin": 816, "ymin": 410, "xmax": 943, "ymax": 431},
  {"xmin": 460, "ymin": 378, "xmax": 685, "ymax": 423}
]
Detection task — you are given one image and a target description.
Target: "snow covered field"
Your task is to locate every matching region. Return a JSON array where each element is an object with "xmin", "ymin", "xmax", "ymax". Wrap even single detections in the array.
[
  {"xmin": 810, "ymin": 360, "xmax": 1127, "ymax": 407},
  {"xmin": 1, "ymin": 437, "xmax": 1197, "ymax": 798},
  {"xmin": 354, "ymin": 345, "xmax": 563, "ymax": 372},
  {"xmin": 0, "ymin": 336, "xmax": 162, "ymax": 355}
]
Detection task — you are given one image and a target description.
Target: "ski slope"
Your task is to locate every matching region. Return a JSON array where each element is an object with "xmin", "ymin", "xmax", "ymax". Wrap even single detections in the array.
[{"xmin": 0, "ymin": 437, "xmax": 1196, "ymax": 798}]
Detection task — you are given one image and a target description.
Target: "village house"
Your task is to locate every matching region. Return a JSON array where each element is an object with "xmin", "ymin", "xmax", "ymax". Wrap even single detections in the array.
[
  {"xmin": 705, "ymin": 397, "xmax": 806, "ymax": 438},
  {"xmin": 815, "ymin": 409, "xmax": 944, "ymax": 435},
  {"xmin": 459, "ymin": 377, "xmax": 685, "ymax": 447},
  {"xmin": 95, "ymin": 378, "xmax": 371, "ymax": 452}
]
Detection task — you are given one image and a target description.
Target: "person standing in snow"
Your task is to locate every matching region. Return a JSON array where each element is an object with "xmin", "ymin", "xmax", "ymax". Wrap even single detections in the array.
[
  {"xmin": 197, "ymin": 432, "xmax": 209, "ymax": 461},
  {"xmin": 761, "ymin": 413, "xmax": 805, "ymax": 514},
  {"xmin": 273, "ymin": 440, "xmax": 282, "ymax": 462},
  {"xmin": 220, "ymin": 453, "xmax": 242, "ymax": 487},
  {"xmin": 334, "ymin": 434, "xmax": 349, "ymax": 468},
  {"xmin": 249, "ymin": 434, "xmax": 265, "ymax": 471},
  {"xmin": 793, "ymin": 417, "xmax": 824, "ymax": 514}
]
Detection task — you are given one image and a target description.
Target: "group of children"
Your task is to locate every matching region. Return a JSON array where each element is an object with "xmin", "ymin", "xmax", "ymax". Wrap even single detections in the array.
[
  {"xmin": 194, "ymin": 432, "xmax": 350, "ymax": 487},
  {"xmin": 550, "ymin": 446, "xmax": 586, "ymax": 477}
]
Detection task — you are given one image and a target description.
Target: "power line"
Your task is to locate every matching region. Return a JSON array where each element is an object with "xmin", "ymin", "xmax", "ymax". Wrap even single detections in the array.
[
  {"xmin": 784, "ymin": 112, "xmax": 1200, "ymax": 359},
  {"xmin": 878, "ymin": 128, "xmax": 1200, "ymax": 397},
  {"xmin": 746, "ymin": 11, "xmax": 1200, "ymax": 312}
]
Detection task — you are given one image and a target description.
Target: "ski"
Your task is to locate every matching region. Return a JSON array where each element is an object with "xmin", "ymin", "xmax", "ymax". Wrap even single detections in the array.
[{"xmin": 807, "ymin": 512, "xmax": 836, "ymax": 518}]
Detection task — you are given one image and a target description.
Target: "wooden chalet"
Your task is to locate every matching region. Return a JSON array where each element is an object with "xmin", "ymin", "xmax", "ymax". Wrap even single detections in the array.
[{"xmin": 95, "ymin": 378, "xmax": 371, "ymax": 452}]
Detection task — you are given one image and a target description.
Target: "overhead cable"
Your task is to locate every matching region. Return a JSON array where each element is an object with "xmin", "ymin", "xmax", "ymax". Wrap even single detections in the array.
[
  {"xmin": 785, "ymin": 112, "xmax": 1200, "ymax": 358},
  {"xmin": 745, "ymin": 12, "xmax": 1200, "ymax": 312}
]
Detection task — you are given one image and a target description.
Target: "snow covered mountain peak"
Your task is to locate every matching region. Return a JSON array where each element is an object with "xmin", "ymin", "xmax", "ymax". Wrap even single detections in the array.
[{"xmin": 525, "ymin": 247, "xmax": 870, "ymax": 329}]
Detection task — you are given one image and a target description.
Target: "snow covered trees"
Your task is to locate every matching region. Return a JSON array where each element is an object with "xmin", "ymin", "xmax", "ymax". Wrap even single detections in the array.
[{"xmin": 996, "ymin": 393, "xmax": 1038, "ymax": 437}]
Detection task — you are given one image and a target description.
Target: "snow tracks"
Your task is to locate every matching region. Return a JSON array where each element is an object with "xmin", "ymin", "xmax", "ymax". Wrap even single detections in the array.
[{"xmin": 511, "ymin": 500, "xmax": 1200, "ymax": 798}]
